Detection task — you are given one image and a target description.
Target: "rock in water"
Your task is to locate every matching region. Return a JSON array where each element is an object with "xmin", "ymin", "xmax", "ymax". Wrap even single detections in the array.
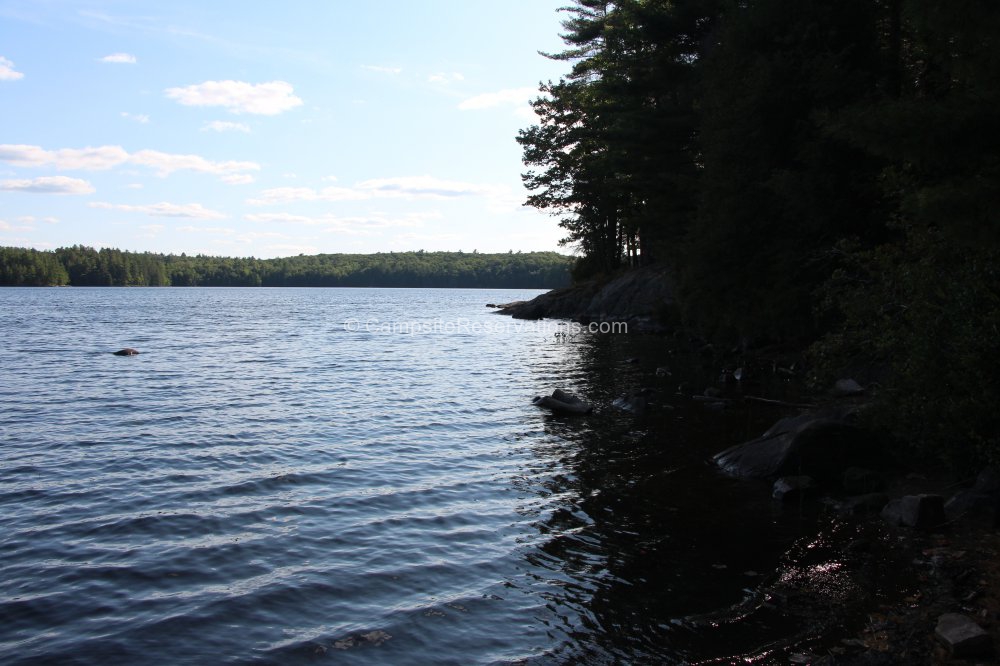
[
  {"xmin": 532, "ymin": 389, "xmax": 592, "ymax": 415},
  {"xmin": 113, "ymin": 348, "xmax": 139, "ymax": 356}
]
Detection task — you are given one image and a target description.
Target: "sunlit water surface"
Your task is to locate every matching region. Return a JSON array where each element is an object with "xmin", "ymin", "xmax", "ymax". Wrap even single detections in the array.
[{"xmin": 0, "ymin": 288, "xmax": 834, "ymax": 664}]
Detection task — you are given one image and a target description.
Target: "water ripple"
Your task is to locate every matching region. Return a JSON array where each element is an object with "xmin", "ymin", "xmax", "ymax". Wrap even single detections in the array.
[{"xmin": 0, "ymin": 287, "xmax": 824, "ymax": 664}]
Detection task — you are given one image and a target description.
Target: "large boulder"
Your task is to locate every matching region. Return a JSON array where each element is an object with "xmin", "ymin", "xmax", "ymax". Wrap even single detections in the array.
[{"xmin": 713, "ymin": 406, "xmax": 872, "ymax": 481}]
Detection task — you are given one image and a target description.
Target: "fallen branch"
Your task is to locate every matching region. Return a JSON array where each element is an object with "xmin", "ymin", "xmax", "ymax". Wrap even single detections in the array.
[{"xmin": 743, "ymin": 395, "xmax": 816, "ymax": 409}]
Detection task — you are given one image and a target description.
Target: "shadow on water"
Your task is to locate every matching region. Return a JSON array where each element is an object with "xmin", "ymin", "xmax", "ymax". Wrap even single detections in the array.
[{"xmin": 516, "ymin": 332, "xmax": 900, "ymax": 664}]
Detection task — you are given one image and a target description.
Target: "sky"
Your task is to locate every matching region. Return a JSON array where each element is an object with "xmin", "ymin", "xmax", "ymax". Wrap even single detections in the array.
[{"xmin": 0, "ymin": 1, "xmax": 574, "ymax": 258}]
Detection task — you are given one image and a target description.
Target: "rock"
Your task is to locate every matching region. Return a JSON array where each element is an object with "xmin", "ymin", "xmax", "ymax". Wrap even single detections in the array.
[
  {"xmin": 880, "ymin": 499, "xmax": 903, "ymax": 525},
  {"xmin": 935, "ymin": 613, "xmax": 992, "ymax": 657},
  {"xmin": 359, "ymin": 630, "xmax": 391, "ymax": 646},
  {"xmin": 612, "ymin": 388, "xmax": 655, "ymax": 414},
  {"xmin": 843, "ymin": 467, "xmax": 883, "ymax": 494},
  {"xmin": 882, "ymin": 494, "xmax": 946, "ymax": 528},
  {"xmin": 532, "ymin": 389, "xmax": 593, "ymax": 415},
  {"xmin": 831, "ymin": 378, "xmax": 865, "ymax": 397},
  {"xmin": 772, "ymin": 476, "xmax": 817, "ymax": 502},
  {"xmin": 704, "ymin": 387, "xmax": 723, "ymax": 398},
  {"xmin": 113, "ymin": 348, "xmax": 139, "ymax": 356},
  {"xmin": 495, "ymin": 265, "xmax": 674, "ymax": 332},
  {"xmin": 712, "ymin": 406, "xmax": 870, "ymax": 480},
  {"xmin": 946, "ymin": 467, "xmax": 1000, "ymax": 520},
  {"xmin": 901, "ymin": 494, "xmax": 946, "ymax": 528},
  {"xmin": 485, "ymin": 303, "xmax": 498, "ymax": 308},
  {"xmin": 839, "ymin": 493, "xmax": 891, "ymax": 516},
  {"xmin": 625, "ymin": 357, "xmax": 640, "ymax": 364},
  {"xmin": 655, "ymin": 366, "xmax": 671, "ymax": 377}
]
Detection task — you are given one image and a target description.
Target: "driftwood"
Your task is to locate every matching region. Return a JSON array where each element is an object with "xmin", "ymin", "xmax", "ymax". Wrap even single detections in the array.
[{"xmin": 743, "ymin": 395, "xmax": 815, "ymax": 409}]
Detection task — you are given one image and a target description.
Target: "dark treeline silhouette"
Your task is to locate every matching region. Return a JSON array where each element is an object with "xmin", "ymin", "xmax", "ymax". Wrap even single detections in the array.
[
  {"xmin": 522, "ymin": 1, "xmax": 999, "ymax": 468},
  {"xmin": 0, "ymin": 246, "xmax": 572, "ymax": 289}
]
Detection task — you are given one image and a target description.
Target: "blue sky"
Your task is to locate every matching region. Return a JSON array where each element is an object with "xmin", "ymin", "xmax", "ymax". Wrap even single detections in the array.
[{"xmin": 0, "ymin": 1, "xmax": 572, "ymax": 258}]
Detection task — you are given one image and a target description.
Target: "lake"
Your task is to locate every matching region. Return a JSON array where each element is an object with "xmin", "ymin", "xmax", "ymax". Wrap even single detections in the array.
[{"xmin": 0, "ymin": 287, "xmax": 832, "ymax": 664}]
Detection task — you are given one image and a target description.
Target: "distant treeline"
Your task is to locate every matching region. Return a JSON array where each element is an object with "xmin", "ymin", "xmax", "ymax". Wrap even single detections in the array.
[{"xmin": 0, "ymin": 245, "xmax": 572, "ymax": 288}]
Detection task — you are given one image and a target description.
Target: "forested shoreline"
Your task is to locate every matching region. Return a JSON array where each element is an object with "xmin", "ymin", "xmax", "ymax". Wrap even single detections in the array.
[
  {"xmin": 0, "ymin": 246, "xmax": 572, "ymax": 289},
  {"xmin": 521, "ymin": 1, "xmax": 998, "ymax": 468}
]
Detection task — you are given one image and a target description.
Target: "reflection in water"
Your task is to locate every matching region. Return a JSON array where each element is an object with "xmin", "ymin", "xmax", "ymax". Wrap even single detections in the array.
[{"xmin": 515, "ymin": 330, "xmax": 884, "ymax": 663}]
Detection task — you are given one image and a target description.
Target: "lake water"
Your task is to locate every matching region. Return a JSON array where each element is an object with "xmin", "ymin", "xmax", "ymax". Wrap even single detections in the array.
[{"xmin": 0, "ymin": 287, "xmax": 842, "ymax": 664}]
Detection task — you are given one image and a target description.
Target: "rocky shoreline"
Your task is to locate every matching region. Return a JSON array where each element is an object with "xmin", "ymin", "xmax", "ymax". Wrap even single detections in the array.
[
  {"xmin": 496, "ymin": 271, "xmax": 1000, "ymax": 663},
  {"xmin": 492, "ymin": 264, "xmax": 675, "ymax": 333},
  {"xmin": 709, "ymin": 402, "xmax": 1000, "ymax": 664}
]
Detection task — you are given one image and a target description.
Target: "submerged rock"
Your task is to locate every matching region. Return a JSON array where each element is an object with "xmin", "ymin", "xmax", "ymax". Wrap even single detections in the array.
[
  {"xmin": 532, "ymin": 389, "xmax": 593, "ymax": 415},
  {"xmin": 113, "ymin": 348, "xmax": 139, "ymax": 356},
  {"xmin": 612, "ymin": 389, "xmax": 654, "ymax": 414}
]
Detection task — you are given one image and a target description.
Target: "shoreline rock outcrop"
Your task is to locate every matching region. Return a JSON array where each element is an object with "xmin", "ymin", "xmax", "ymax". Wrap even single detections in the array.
[{"xmin": 495, "ymin": 265, "xmax": 674, "ymax": 333}]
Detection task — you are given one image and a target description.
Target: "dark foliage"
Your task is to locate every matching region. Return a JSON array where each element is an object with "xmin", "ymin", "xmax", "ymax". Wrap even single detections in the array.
[{"xmin": 521, "ymin": 0, "xmax": 1000, "ymax": 468}]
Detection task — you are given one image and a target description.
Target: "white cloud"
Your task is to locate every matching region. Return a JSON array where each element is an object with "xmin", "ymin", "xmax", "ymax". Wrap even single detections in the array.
[
  {"xmin": 165, "ymin": 80, "xmax": 303, "ymax": 115},
  {"xmin": 244, "ymin": 212, "xmax": 316, "ymax": 224},
  {"xmin": 101, "ymin": 53, "xmax": 137, "ymax": 64},
  {"xmin": 202, "ymin": 120, "xmax": 251, "ymax": 133},
  {"xmin": 246, "ymin": 211, "xmax": 433, "ymax": 233},
  {"xmin": 362, "ymin": 65, "xmax": 401, "ymax": 75},
  {"xmin": 247, "ymin": 176, "xmax": 505, "ymax": 206},
  {"xmin": 0, "ymin": 144, "xmax": 129, "ymax": 170},
  {"xmin": 127, "ymin": 183, "xmax": 144, "ymax": 189},
  {"xmin": 0, "ymin": 144, "xmax": 258, "ymax": 181},
  {"xmin": 176, "ymin": 225, "xmax": 235, "ymax": 234},
  {"xmin": 356, "ymin": 175, "xmax": 503, "ymax": 199},
  {"xmin": 220, "ymin": 174, "xmax": 255, "ymax": 185},
  {"xmin": 458, "ymin": 86, "xmax": 537, "ymax": 111},
  {"xmin": 130, "ymin": 149, "xmax": 259, "ymax": 177},
  {"xmin": 246, "ymin": 185, "xmax": 368, "ymax": 206},
  {"xmin": 121, "ymin": 112, "xmax": 150, "ymax": 124},
  {"xmin": 0, "ymin": 56, "xmax": 24, "ymax": 81},
  {"xmin": 428, "ymin": 72, "xmax": 464, "ymax": 85},
  {"xmin": 1, "ymin": 176, "xmax": 94, "ymax": 194},
  {"xmin": 89, "ymin": 201, "xmax": 227, "ymax": 219}
]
